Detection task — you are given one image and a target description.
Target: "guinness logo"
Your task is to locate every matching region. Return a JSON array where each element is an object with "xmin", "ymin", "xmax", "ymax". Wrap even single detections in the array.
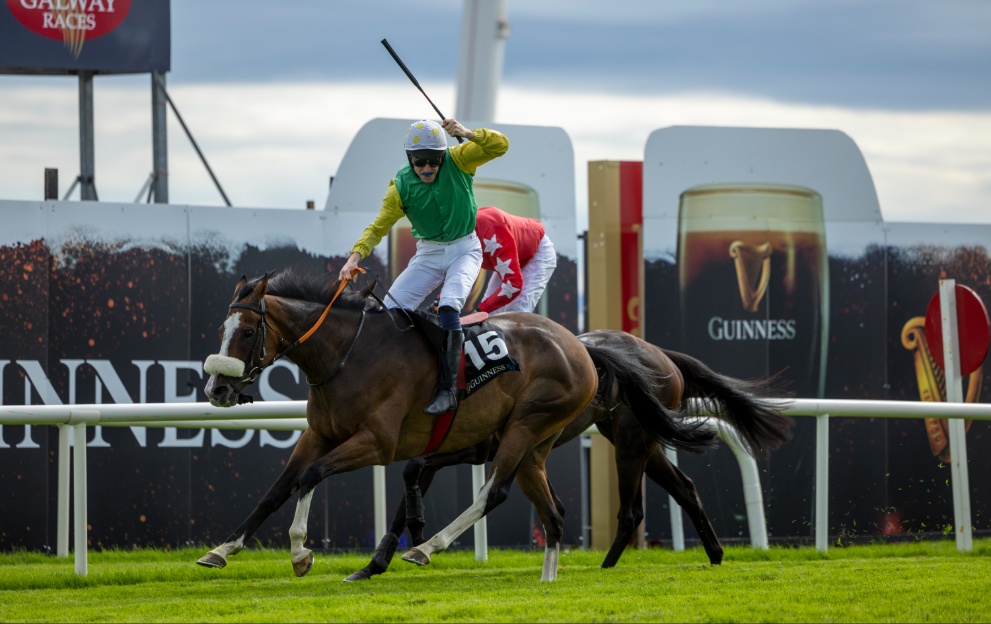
[{"xmin": 729, "ymin": 241, "xmax": 771, "ymax": 312}]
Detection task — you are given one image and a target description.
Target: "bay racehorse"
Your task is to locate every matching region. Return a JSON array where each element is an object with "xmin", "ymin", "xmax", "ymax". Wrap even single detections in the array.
[
  {"xmin": 345, "ymin": 329, "xmax": 793, "ymax": 581},
  {"xmin": 197, "ymin": 270, "xmax": 716, "ymax": 581}
]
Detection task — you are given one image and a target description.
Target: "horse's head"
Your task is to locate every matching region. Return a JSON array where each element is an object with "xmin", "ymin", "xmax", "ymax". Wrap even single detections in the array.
[{"xmin": 203, "ymin": 273, "xmax": 280, "ymax": 407}]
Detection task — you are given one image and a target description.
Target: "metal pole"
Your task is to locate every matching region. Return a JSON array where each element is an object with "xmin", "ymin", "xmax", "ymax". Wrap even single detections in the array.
[
  {"xmin": 77, "ymin": 72, "xmax": 97, "ymax": 201},
  {"xmin": 151, "ymin": 72, "xmax": 169, "ymax": 203},
  {"xmin": 151, "ymin": 73, "xmax": 231, "ymax": 206}
]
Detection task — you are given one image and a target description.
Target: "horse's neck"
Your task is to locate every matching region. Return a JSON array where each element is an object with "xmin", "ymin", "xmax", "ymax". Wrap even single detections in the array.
[{"xmin": 266, "ymin": 295, "xmax": 375, "ymax": 374}]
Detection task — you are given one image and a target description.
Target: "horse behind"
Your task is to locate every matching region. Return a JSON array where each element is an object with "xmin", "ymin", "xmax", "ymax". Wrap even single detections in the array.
[
  {"xmin": 197, "ymin": 270, "xmax": 710, "ymax": 581},
  {"xmin": 346, "ymin": 329, "xmax": 793, "ymax": 581}
]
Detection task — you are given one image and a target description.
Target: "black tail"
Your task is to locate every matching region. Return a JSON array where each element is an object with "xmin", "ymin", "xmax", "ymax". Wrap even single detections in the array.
[
  {"xmin": 583, "ymin": 341, "xmax": 717, "ymax": 454},
  {"xmin": 663, "ymin": 349, "xmax": 794, "ymax": 458}
]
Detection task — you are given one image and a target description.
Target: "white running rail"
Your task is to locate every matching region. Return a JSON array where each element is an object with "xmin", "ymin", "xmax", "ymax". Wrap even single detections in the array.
[{"xmin": 2, "ymin": 398, "xmax": 990, "ymax": 575}]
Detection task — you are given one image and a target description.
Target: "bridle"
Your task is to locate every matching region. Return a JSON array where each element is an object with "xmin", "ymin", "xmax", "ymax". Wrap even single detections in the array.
[{"xmin": 208, "ymin": 269, "xmax": 366, "ymax": 404}]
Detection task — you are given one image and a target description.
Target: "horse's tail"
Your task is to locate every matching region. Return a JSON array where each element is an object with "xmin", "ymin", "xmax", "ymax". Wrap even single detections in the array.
[
  {"xmin": 663, "ymin": 348, "xmax": 794, "ymax": 458},
  {"xmin": 582, "ymin": 341, "xmax": 718, "ymax": 454}
]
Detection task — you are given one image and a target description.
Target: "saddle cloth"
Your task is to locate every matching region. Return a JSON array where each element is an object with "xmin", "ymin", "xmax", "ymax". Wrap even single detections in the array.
[{"xmin": 411, "ymin": 311, "xmax": 521, "ymax": 454}]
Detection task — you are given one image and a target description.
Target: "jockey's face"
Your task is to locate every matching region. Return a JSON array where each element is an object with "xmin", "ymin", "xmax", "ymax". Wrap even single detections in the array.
[{"xmin": 410, "ymin": 155, "xmax": 444, "ymax": 183}]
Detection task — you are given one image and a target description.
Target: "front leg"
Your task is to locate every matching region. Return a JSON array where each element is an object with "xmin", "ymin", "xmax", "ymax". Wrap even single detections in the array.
[
  {"xmin": 197, "ymin": 428, "xmax": 326, "ymax": 570},
  {"xmin": 290, "ymin": 429, "xmax": 393, "ymax": 578}
]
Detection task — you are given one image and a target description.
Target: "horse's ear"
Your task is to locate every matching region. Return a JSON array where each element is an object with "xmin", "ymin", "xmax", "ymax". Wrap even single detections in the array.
[
  {"xmin": 231, "ymin": 275, "xmax": 248, "ymax": 302},
  {"xmin": 249, "ymin": 273, "xmax": 270, "ymax": 303},
  {"xmin": 359, "ymin": 277, "xmax": 378, "ymax": 299}
]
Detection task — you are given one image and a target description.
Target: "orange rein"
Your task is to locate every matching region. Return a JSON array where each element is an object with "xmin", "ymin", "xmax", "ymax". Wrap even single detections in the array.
[{"xmin": 293, "ymin": 268, "xmax": 366, "ymax": 346}]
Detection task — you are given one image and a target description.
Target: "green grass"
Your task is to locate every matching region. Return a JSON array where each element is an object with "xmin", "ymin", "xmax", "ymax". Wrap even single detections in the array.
[{"xmin": 1, "ymin": 540, "xmax": 990, "ymax": 622}]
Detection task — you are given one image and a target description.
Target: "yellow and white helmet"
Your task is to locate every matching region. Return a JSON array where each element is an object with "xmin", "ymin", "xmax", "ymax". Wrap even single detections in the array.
[{"xmin": 404, "ymin": 119, "xmax": 447, "ymax": 154}]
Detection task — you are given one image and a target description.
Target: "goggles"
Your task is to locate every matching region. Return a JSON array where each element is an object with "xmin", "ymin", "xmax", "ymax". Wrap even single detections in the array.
[{"xmin": 411, "ymin": 155, "xmax": 444, "ymax": 168}]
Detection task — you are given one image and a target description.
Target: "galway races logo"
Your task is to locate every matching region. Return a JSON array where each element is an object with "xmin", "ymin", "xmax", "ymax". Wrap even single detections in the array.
[{"xmin": 7, "ymin": 0, "xmax": 132, "ymax": 58}]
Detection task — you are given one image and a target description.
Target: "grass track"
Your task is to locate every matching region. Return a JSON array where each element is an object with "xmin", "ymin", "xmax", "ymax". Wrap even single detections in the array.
[{"xmin": 1, "ymin": 540, "xmax": 989, "ymax": 622}]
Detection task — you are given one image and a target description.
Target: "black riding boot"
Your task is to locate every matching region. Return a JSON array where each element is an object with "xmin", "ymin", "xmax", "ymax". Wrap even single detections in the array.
[{"xmin": 424, "ymin": 329, "xmax": 463, "ymax": 415}]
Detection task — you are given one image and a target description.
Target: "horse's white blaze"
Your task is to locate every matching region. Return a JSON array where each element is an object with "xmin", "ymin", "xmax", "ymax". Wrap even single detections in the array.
[
  {"xmin": 289, "ymin": 490, "xmax": 315, "ymax": 563},
  {"xmin": 203, "ymin": 311, "xmax": 245, "ymax": 389},
  {"xmin": 208, "ymin": 535, "xmax": 245, "ymax": 563},
  {"xmin": 417, "ymin": 469, "xmax": 497, "ymax": 558},
  {"xmin": 219, "ymin": 312, "xmax": 242, "ymax": 356}
]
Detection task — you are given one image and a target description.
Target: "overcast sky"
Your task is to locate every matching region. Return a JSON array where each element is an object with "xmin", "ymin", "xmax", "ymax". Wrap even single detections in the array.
[{"xmin": 2, "ymin": 0, "xmax": 989, "ymax": 225}]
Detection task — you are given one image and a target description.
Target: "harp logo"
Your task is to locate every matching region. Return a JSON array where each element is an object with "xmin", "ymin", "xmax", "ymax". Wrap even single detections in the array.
[
  {"xmin": 730, "ymin": 240, "xmax": 772, "ymax": 312},
  {"xmin": 8, "ymin": 0, "xmax": 132, "ymax": 58}
]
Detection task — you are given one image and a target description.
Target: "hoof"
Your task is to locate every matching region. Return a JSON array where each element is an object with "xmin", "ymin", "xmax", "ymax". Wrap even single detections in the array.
[
  {"xmin": 196, "ymin": 552, "xmax": 227, "ymax": 569},
  {"xmin": 401, "ymin": 547, "xmax": 430, "ymax": 566},
  {"xmin": 343, "ymin": 568, "xmax": 372, "ymax": 582},
  {"xmin": 292, "ymin": 551, "xmax": 314, "ymax": 577}
]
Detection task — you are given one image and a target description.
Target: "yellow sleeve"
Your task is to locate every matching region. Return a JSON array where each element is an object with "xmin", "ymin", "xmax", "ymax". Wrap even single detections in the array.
[
  {"xmin": 350, "ymin": 182, "xmax": 406, "ymax": 259},
  {"xmin": 448, "ymin": 128, "xmax": 509, "ymax": 175}
]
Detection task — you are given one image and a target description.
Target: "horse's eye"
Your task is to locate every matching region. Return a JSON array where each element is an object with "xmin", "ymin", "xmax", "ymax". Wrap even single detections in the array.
[{"xmin": 243, "ymin": 329, "xmax": 255, "ymax": 339}]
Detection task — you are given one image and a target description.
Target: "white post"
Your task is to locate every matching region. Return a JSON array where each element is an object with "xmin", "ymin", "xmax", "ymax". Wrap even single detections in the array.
[
  {"xmin": 665, "ymin": 447, "xmax": 685, "ymax": 552},
  {"xmin": 57, "ymin": 425, "xmax": 71, "ymax": 557},
  {"xmin": 815, "ymin": 413, "xmax": 830, "ymax": 552},
  {"xmin": 373, "ymin": 466, "xmax": 386, "ymax": 546},
  {"xmin": 72, "ymin": 423, "xmax": 88, "ymax": 576},
  {"xmin": 472, "ymin": 463, "xmax": 488, "ymax": 562},
  {"xmin": 720, "ymin": 424, "xmax": 769, "ymax": 550},
  {"xmin": 939, "ymin": 279, "xmax": 973, "ymax": 551}
]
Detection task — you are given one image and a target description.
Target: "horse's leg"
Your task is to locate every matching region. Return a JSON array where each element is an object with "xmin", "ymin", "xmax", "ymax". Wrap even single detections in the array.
[
  {"xmin": 342, "ymin": 479, "xmax": 412, "ymax": 582},
  {"xmin": 401, "ymin": 430, "xmax": 535, "ymax": 568},
  {"xmin": 344, "ymin": 440, "xmax": 494, "ymax": 582},
  {"xmin": 407, "ymin": 439, "xmax": 494, "ymax": 545},
  {"xmin": 289, "ymin": 429, "xmax": 395, "ymax": 578},
  {"xmin": 511, "ymin": 440, "xmax": 566, "ymax": 581},
  {"xmin": 645, "ymin": 447, "xmax": 724, "ymax": 565},
  {"xmin": 197, "ymin": 428, "xmax": 326, "ymax": 569},
  {"xmin": 596, "ymin": 413, "xmax": 651, "ymax": 569}
]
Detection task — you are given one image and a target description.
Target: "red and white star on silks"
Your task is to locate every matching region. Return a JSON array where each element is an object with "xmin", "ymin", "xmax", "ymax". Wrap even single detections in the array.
[
  {"xmin": 498, "ymin": 281, "xmax": 521, "ymax": 298},
  {"xmin": 482, "ymin": 234, "xmax": 503, "ymax": 255},
  {"xmin": 482, "ymin": 235, "xmax": 517, "ymax": 299}
]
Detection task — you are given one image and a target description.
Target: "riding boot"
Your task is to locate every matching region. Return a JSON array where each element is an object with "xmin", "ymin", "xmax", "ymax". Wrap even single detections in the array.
[{"xmin": 424, "ymin": 329, "xmax": 463, "ymax": 415}]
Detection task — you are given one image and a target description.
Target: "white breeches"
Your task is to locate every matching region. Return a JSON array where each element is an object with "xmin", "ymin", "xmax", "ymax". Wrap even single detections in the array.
[{"xmin": 387, "ymin": 232, "xmax": 482, "ymax": 311}]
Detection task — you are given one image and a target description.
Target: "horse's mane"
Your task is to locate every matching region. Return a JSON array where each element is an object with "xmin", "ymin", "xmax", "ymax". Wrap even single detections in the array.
[{"xmin": 239, "ymin": 269, "xmax": 369, "ymax": 311}]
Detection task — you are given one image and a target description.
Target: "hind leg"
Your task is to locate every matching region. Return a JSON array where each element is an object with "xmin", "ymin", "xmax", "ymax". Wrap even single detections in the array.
[
  {"xmin": 512, "ymin": 440, "xmax": 566, "ymax": 581},
  {"xmin": 197, "ymin": 428, "xmax": 327, "ymax": 570},
  {"xmin": 401, "ymin": 428, "xmax": 540, "ymax": 568},
  {"xmin": 645, "ymin": 447, "xmax": 723, "ymax": 565},
  {"xmin": 345, "ymin": 440, "xmax": 494, "ymax": 582},
  {"xmin": 593, "ymin": 414, "xmax": 649, "ymax": 569}
]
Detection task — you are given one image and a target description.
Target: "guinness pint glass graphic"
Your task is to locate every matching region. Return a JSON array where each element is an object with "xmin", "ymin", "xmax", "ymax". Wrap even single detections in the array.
[{"xmin": 677, "ymin": 183, "xmax": 829, "ymax": 397}]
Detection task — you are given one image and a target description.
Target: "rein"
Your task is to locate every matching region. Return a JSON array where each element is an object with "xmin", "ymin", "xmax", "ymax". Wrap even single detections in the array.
[{"xmin": 229, "ymin": 269, "xmax": 366, "ymax": 398}]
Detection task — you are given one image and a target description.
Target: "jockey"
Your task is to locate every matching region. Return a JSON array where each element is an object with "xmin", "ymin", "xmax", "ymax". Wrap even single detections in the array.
[
  {"xmin": 474, "ymin": 206, "xmax": 558, "ymax": 314},
  {"xmin": 339, "ymin": 118, "xmax": 509, "ymax": 415}
]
